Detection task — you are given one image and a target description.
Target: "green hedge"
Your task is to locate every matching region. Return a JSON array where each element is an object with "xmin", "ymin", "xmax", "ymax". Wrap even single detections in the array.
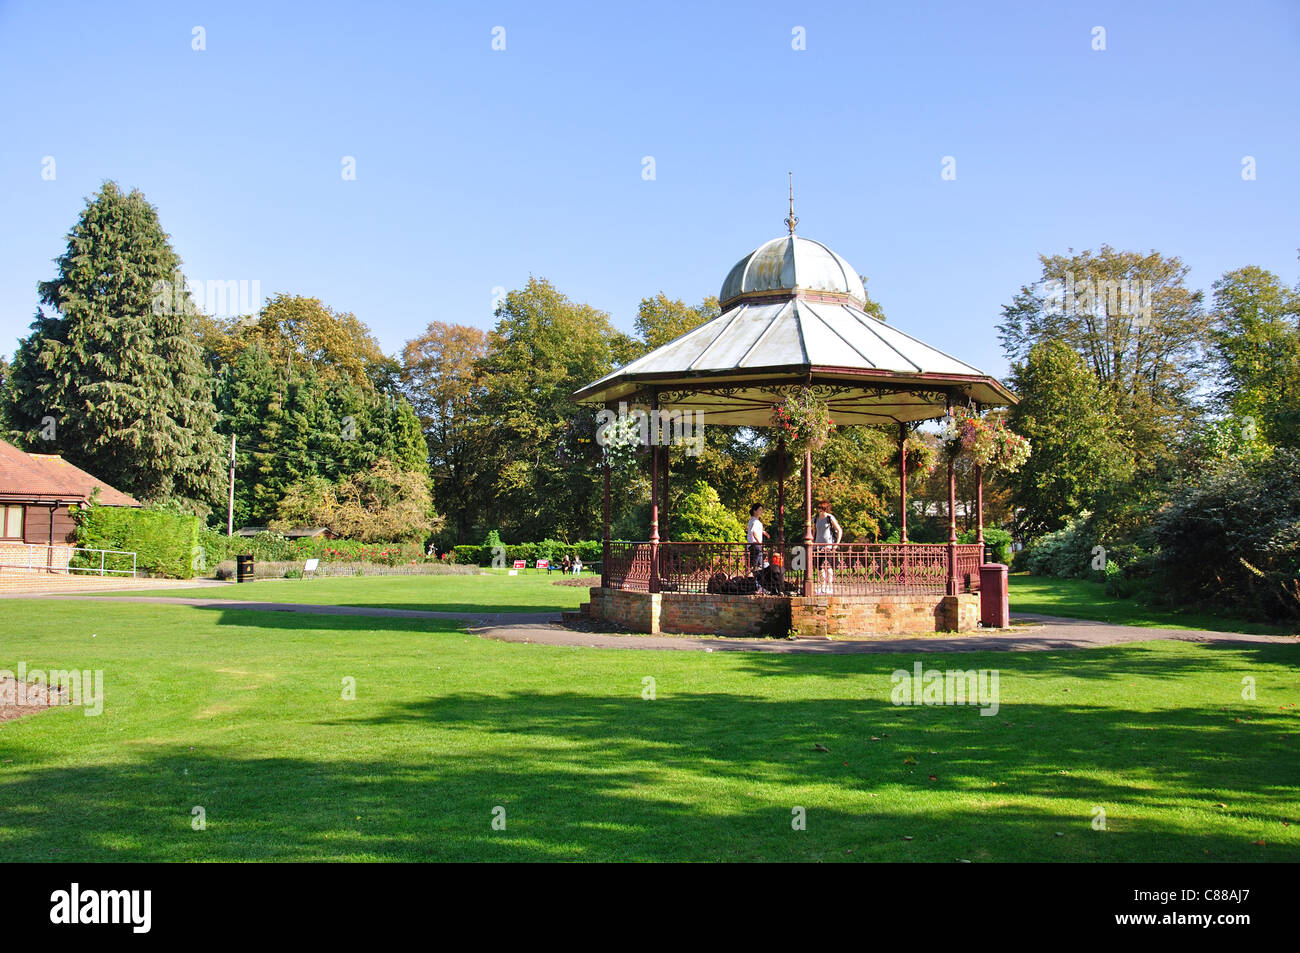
[
  {"xmin": 197, "ymin": 530, "xmax": 427, "ymax": 567},
  {"xmin": 451, "ymin": 540, "xmax": 604, "ymax": 567},
  {"xmin": 73, "ymin": 505, "xmax": 200, "ymax": 578}
]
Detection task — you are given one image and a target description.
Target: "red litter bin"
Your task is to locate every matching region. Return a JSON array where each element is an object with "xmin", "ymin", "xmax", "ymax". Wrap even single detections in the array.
[{"xmin": 980, "ymin": 563, "xmax": 1009, "ymax": 628}]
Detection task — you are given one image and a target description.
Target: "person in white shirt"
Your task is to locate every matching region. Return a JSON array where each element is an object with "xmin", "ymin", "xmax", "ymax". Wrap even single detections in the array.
[
  {"xmin": 814, "ymin": 499, "xmax": 843, "ymax": 594},
  {"xmin": 746, "ymin": 504, "xmax": 768, "ymax": 574}
]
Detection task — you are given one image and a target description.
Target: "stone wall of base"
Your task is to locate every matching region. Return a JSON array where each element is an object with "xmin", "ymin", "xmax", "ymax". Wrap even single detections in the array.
[
  {"xmin": 787, "ymin": 594, "xmax": 947, "ymax": 639},
  {"xmin": 587, "ymin": 587, "xmax": 663, "ymax": 634},
  {"xmin": 585, "ymin": 588, "xmax": 982, "ymax": 638},
  {"xmin": 586, "ymin": 587, "xmax": 790, "ymax": 637},
  {"xmin": 660, "ymin": 592, "xmax": 790, "ymax": 637},
  {"xmin": 936, "ymin": 594, "xmax": 980, "ymax": 633}
]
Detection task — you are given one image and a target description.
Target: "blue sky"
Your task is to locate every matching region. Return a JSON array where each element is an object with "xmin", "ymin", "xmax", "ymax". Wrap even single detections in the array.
[{"xmin": 1, "ymin": 0, "xmax": 1297, "ymax": 377}]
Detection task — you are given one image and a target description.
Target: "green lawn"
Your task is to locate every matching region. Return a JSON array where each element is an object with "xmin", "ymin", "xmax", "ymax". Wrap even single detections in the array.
[
  {"xmin": 104, "ymin": 570, "xmax": 1296, "ymax": 638},
  {"xmin": 1, "ymin": 587, "xmax": 1297, "ymax": 861},
  {"xmin": 100, "ymin": 569, "xmax": 592, "ymax": 614},
  {"xmin": 1009, "ymin": 575, "xmax": 1297, "ymax": 636}
]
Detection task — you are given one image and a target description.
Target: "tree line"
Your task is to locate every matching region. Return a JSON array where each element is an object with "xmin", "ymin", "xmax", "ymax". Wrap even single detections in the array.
[{"xmin": 3, "ymin": 182, "xmax": 1297, "ymax": 618}]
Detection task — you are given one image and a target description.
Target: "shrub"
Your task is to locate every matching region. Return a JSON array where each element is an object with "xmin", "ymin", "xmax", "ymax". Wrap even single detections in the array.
[
  {"xmin": 1020, "ymin": 519, "xmax": 1097, "ymax": 580},
  {"xmin": 198, "ymin": 530, "xmax": 429, "ymax": 568},
  {"xmin": 1148, "ymin": 449, "xmax": 1300, "ymax": 621},
  {"xmin": 673, "ymin": 481, "xmax": 746, "ymax": 542},
  {"xmin": 199, "ymin": 529, "xmax": 295, "ymax": 564},
  {"xmin": 72, "ymin": 503, "xmax": 200, "ymax": 578},
  {"xmin": 212, "ymin": 560, "xmax": 478, "ymax": 580},
  {"xmin": 957, "ymin": 527, "xmax": 1014, "ymax": 565},
  {"xmin": 452, "ymin": 544, "xmax": 487, "ymax": 565},
  {"xmin": 272, "ymin": 459, "xmax": 441, "ymax": 542},
  {"xmin": 1102, "ymin": 559, "xmax": 1149, "ymax": 600},
  {"xmin": 449, "ymin": 540, "xmax": 604, "ymax": 567}
]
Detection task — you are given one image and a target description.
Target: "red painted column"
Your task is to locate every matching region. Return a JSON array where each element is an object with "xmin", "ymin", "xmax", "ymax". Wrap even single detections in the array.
[
  {"xmin": 601, "ymin": 446, "xmax": 611, "ymax": 588},
  {"xmin": 898, "ymin": 422, "xmax": 909, "ymax": 544},
  {"xmin": 946, "ymin": 400, "xmax": 959, "ymax": 596},
  {"xmin": 975, "ymin": 462, "xmax": 985, "ymax": 564},
  {"xmin": 802, "ymin": 446, "xmax": 814, "ymax": 597},
  {"xmin": 648, "ymin": 398, "xmax": 660, "ymax": 594},
  {"xmin": 776, "ymin": 436, "xmax": 786, "ymax": 560},
  {"xmin": 661, "ymin": 442, "xmax": 669, "ymax": 542},
  {"xmin": 898, "ymin": 421, "xmax": 910, "ymax": 589}
]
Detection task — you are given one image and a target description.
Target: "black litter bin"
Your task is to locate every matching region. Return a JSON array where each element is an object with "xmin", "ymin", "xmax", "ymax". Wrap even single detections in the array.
[{"xmin": 236, "ymin": 554, "xmax": 255, "ymax": 583}]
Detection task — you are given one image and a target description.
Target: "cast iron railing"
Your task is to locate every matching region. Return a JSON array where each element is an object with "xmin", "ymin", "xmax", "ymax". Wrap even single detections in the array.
[{"xmin": 602, "ymin": 541, "xmax": 984, "ymax": 597}]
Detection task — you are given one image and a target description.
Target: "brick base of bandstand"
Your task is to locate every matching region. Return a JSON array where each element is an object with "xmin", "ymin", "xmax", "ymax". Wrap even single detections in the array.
[{"xmin": 577, "ymin": 587, "xmax": 980, "ymax": 639}]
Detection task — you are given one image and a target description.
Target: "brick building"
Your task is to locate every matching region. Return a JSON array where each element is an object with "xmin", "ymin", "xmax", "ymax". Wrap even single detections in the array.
[{"xmin": 0, "ymin": 438, "xmax": 139, "ymax": 548}]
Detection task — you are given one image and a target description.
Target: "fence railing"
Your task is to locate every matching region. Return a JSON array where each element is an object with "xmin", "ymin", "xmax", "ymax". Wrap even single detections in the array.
[
  {"xmin": 603, "ymin": 540, "xmax": 985, "ymax": 597},
  {"xmin": 0, "ymin": 543, "xmax": 138, "ymax": 577},
  {"xmin": 809, "ymin": 542, "xmax": 951, "ymax": 595},
  {"xmin": 659, "ymin": 542, "xmax": 776, "ymax": 594},
  {"xmin": 954, "ymin": 545, "xmax": 983, "ymax": 593},
  {"xmin": 605, "ymin": 541, "xmax": 653, "ymax": 591}
]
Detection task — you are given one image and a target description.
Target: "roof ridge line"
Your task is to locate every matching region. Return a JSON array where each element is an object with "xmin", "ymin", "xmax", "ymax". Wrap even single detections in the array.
[
  {"xmin": 791, "ymin": 299, "xmax": 812, "ymax": 367},
  {"xmin": 865, "ymin": 311, "xmax": 986, "ymax": 375},
  {"xmin": 688, "ymin": 304, "xmax": 747, "ymax": 371},
  {"xmin": 844, "ymin": 305, "xmax": 924, "ymax": 373},
  {"xmin": 735, "ymin": 299, "xmax": 793, "ymax": 368},
  {"xmin": 801, "ymin": 300, "xmax": 880, "ymax": 368}
]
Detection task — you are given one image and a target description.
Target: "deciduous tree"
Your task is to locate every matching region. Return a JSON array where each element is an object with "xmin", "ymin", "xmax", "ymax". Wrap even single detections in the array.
[
  {"xmin": 401, "ymin": 322, "xmax": 491, "ymax": 543},
  {"xmin": 1007, "ymin": 341, "xmax": 1133, "ymax": 536},
  {"xmin": 1207, "ymin": 265, "xmax": 1300, "ymax": 449}
]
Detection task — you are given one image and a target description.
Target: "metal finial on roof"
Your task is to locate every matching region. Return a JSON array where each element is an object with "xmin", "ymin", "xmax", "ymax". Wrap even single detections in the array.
[{"xmin": 784, "ymin": 172, "xmax": 798, "ymax": 235}]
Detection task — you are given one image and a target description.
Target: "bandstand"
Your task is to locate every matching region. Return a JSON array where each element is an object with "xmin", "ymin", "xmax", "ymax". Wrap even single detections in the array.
[{"xmin": 573, "ymin": 210, "xmax": 1016, "ymax": 638}]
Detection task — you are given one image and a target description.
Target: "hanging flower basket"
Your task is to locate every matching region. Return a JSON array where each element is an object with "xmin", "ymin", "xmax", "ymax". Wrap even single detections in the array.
[
  {"xmin": 891, "ymin": 437, "xmax": 938, "ymax": 475},
  {"xmin": 600, "ymin": 412, "xmax": 645, "ymax": 470},
  {"xmin": 938, "ymin": 407, "xmax": 1031, "ymax": 473},
  {"xmin": 770, "ymin": 388, "xmax": 835, "ymax": 452},
  {"xmin": 990, "ymin": 422, "xmax": 1032, "ymax": 472}
]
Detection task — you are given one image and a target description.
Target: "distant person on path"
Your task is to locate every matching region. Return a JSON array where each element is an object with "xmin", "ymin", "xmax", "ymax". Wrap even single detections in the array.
[
  {"xmin": 747, "ymin": 504, "xmax": 768, "ymax": 573},
  {"xmin": 814, "ymin": 499, "xmax": 843, "ymax": 594}
]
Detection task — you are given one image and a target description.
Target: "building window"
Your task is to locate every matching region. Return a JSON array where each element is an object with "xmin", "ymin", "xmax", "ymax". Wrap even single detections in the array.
[{"xmin": 2, "ymin": 505, "xmax": 22, "ymax": 540}]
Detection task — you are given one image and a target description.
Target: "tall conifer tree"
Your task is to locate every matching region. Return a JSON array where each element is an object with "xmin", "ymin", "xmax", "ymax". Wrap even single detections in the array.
[{"xmin": 7, "ymin": 182, "xmax": 223, "ymax": 509}]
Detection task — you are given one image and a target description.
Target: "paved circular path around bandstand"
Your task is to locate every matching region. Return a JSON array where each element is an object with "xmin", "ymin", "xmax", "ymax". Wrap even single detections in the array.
[{"xmin": 25, "ymin": 592, "xmax": 1294, "ymax": 654}]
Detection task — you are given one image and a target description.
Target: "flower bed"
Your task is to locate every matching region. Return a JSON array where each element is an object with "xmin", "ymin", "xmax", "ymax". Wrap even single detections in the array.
[
  {"xmin": 213, "ymin": 560, "xmax": 480, "ymax": 581},
  {"xmin": 199, "ymin": 530, "xmax": 430, "ymax": 568}
]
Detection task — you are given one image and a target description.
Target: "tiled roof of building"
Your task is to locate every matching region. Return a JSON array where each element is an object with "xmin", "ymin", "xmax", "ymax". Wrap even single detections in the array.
[{"xmin": 0, "ymin": 439, "xmax": 139, "ymax": 506}]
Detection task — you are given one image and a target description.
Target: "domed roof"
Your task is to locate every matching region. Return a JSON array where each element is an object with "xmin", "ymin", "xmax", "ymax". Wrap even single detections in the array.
[{"xmin": 719, "ymin": 235, "xmax": 867, "ymax": 309}]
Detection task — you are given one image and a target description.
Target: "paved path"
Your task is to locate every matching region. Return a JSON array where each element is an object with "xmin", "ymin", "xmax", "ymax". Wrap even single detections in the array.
[
  {"xmin": 26, "ymin": 595, "xmax": 1298, "ymax": 653},
  {"xmin": 0, "ymin": 577, "xmax": 229, "ymax": 597},
  {"xmin": 472, "ymin": 613, "xmax": 1296, "ymax": 654}
]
